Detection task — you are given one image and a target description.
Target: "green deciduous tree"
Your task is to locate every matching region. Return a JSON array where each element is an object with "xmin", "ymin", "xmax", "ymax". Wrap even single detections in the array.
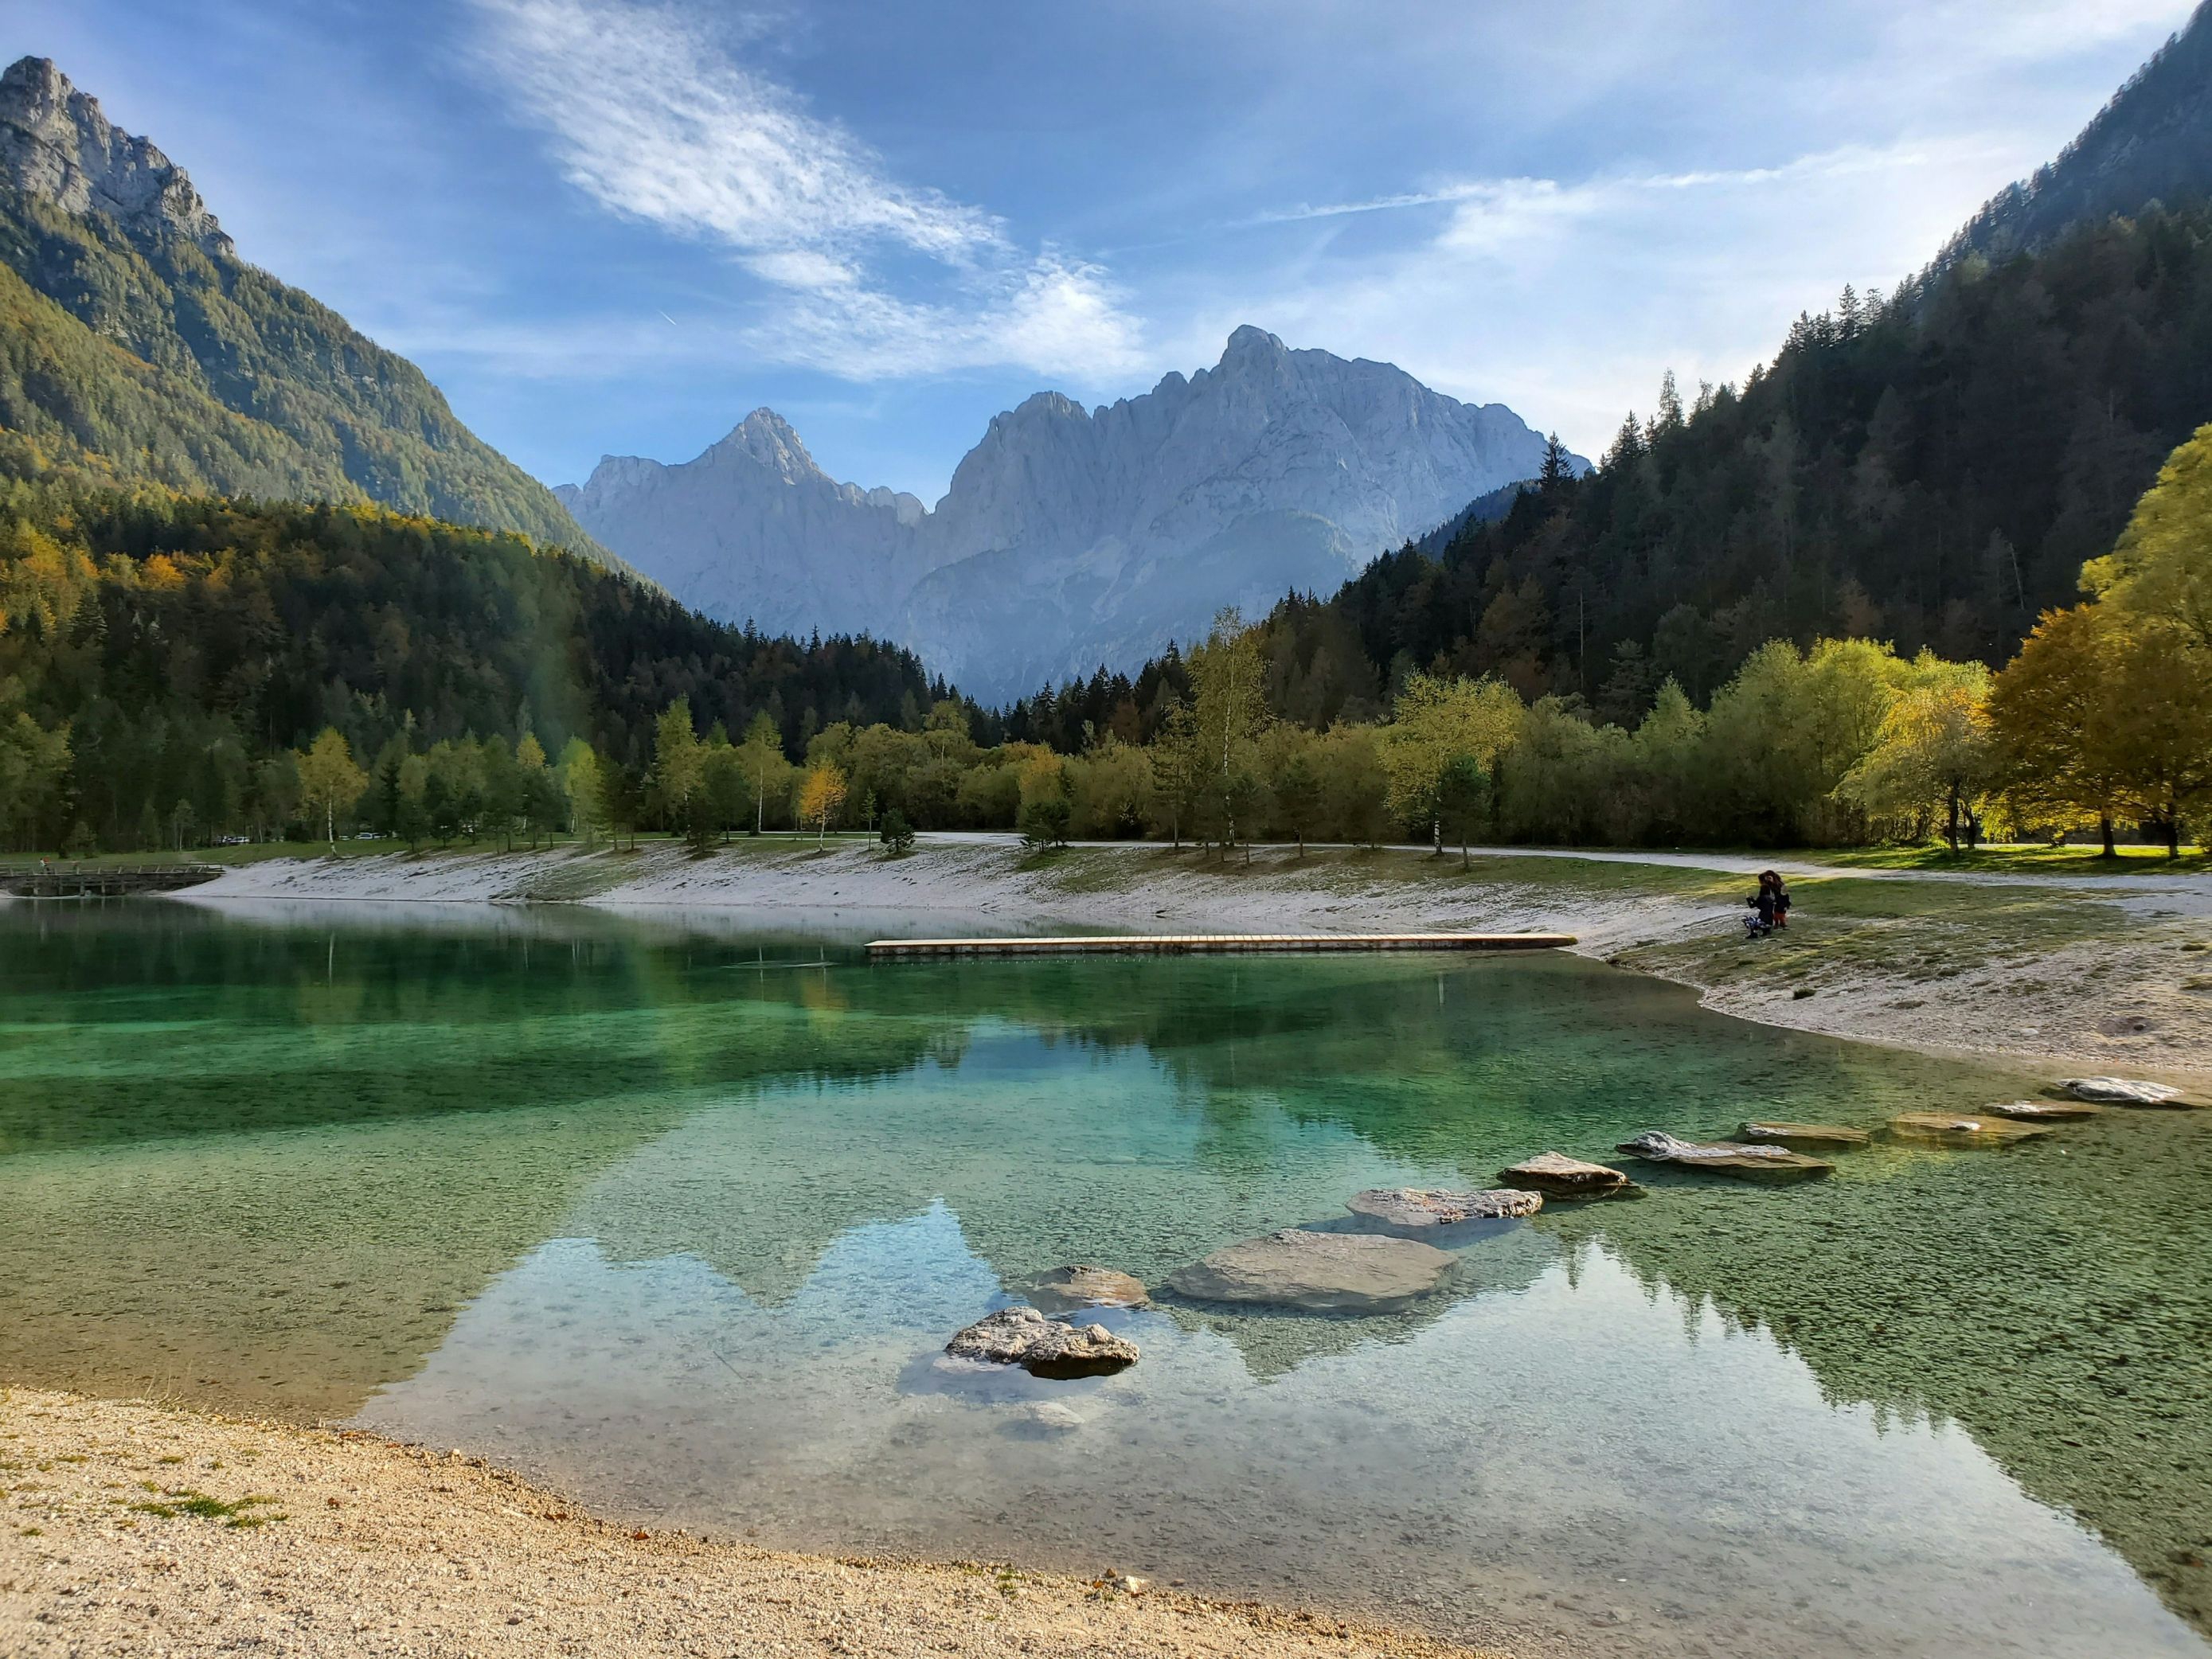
[
  {"xmin": 1381, "ymin": 672, "xmax": 1521, "ymax": 848},
  {"xmin": 1836, "ymin": 659, "xmax": 1995, "ymax": 849},
  {"xmin": 294, "ymin": 728, "xmax": 367, "ymax": 852}
]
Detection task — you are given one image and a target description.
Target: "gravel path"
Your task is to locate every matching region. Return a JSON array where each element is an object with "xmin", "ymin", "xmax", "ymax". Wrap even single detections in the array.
[{"xmin": 0, "ymin": 1390, "xmax": 1512, "ymax": 1659}]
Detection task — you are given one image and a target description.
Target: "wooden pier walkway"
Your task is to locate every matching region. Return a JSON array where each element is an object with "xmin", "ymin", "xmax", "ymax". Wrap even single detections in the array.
[
  {"xmin": 0, "ymin": 863, "xmax": 224, "ymax": 899},
  {"xmin": 866, "ymin": 931, "xmax": 1575, "ymax": 959}
]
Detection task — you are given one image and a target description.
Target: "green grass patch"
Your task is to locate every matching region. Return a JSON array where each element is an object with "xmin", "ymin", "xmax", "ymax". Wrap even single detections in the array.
[
  {"xmin": 1811, "ymin": 843, "xmax": 2210, "ymax": 876},
  {"xmin": 128, "ymin": 1488, "xmax": 283, "ymax": 1527}
]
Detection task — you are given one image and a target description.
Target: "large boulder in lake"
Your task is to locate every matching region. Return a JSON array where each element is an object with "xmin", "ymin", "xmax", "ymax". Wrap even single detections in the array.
[
  {"xmin": 1346, "ymin": 1187, "xmax": 1542, "ymax": 1228},
  {"xmin": 1888, "ymin": 1112, "xmax": 2053, "ymax": 1148},
  {"xmin": 1616, "ymin": 1131, "xmax": 1834, "ymax": 1182},
  {"xmin": 2061, "ymin": 1076, "xmax": 2191, "ymax": 1107},
  {"xmin": 1495, "ymin": 1151, "xmax": 1643, "ymax": 1200},
  {"xmin": 1026, "ymin": 1265, "xmax": 1151, "ymax": 1312},
  {"xmin": 1738, "ymin": 1120, "xmax": 1870, "ymax": 1150},
  {"xmin": 945, "ymin": 1306, "xmax": 1139, "ymax": 1379},
  {"xmin": 1167, "ymin": 1228, "xmax": 1454, "ymax": 1313}
]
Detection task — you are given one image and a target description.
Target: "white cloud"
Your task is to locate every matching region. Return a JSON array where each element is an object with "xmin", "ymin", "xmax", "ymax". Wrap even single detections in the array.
[{"xmin": 467, "ymin": 0, "xmax": 1143, "ymax": 380}]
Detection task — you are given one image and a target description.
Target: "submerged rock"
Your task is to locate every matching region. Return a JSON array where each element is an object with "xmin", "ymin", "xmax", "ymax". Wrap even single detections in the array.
[
  {"xmin": 1984, "ymin": 1099, "xmax": 2104, "ymax": 1121},
  {"xmin": 1026, "ymin": 1266, "xmax": 1151, "ymax": 1312},
  {"xmin": 1738, "ymin": 1121, "xmax": 1870, "ymax": 1150},
  {"xmin": 1616, "ymin": 1131, "xmax": 1835, "ymax": 1182},
  {"xmin": 1888, "ymin": 1112, "xmax": 2054, "ymax": 1147},
  {"xmin": 1495, "ymin": 1151, "xmax": 1643, "ymax": 1200},
  {"xmin": 2061, "ymin": 1076, "xmax": 2191, "ymax": 1107},
  {"xmin": 1004, "ymin": 1401, "xmax": 1085, "ymax": 1436},
  {"xmin": 1346, "ymin": 1187, "xmax": 1543, "ymax": 1228},
  {"xmin": 944, "ymin": 1306, "xmax": 1139, "ymax": 1379},
  {"xmin": 1166, "ymin": 1228, "xmax": 1453, "ymax": 1313}
]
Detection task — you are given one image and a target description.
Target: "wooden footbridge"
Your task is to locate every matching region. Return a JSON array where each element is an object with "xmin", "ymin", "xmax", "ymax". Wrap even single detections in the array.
[
  {"xmin": 866, "ymin": 931, "xmax": 1575, "ymax": 959},
  {"xmin": 0, "ymin": 863, "xmax": 225, "ymax": 899}
]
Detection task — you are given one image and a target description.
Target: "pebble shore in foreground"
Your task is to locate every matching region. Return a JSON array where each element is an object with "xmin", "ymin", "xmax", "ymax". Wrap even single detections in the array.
[{"xmin": 0, "ymin": 1389, "xmax": 1510, "ymax": 1659}]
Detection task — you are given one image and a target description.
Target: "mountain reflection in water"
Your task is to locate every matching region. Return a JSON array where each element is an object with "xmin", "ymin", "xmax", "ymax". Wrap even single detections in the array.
[{"xmin": 1, "ymin": 900, "xmax": 2204, "ymax": 1658}]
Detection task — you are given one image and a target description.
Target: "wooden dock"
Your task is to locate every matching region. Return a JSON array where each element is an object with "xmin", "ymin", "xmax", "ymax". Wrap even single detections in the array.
[
  {"xmin": 0, "ymin": 862, "xmax": 224, "ymax": 899},
  {"xmin": 866, "ymin": 931, "xmax": 1576, "ymax": 959}
]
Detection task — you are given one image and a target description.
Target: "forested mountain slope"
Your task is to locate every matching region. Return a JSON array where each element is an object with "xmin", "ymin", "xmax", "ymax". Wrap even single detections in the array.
[
  {"xmin": 1008, "ymin": 201, "xmax": 2212, "ymax": 740},
  {"xmin": 1944, "ymin": 0, "xmax": 2212, "ymax": 264},
  {"xmin": 0, "ymin": 57, "xmax": 613, "ymax": 565},
  {"xmin": 1010, "ymin": 14, "xmax": 2212, "ymax": 736}
]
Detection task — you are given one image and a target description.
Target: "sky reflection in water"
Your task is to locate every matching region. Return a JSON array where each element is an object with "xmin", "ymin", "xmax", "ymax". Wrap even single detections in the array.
[{"xmin": 1, "ymin": 900, "xmax": 2205, "ymax": 1658}]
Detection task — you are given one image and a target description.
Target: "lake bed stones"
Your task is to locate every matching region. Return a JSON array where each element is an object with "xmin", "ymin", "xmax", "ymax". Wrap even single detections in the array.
[
  {"xmin": 1738, "ymin": 1121, "xmax": 1872, "ymax": 1150},
  {"xmin": 1026, "ymin": 1265, "xmax": 1151, "ymax": 1312},
  {"xmin": 945, "ymin": 1306, "xmax": 1139, "ymax": 1379},
  {"xmin": 1616, "ymin": 1130, "xmax": 1835, "ymax": 1182},
  {"xmin": 1346, "ymin": 1187, "xmax": 1543, "ymax": 1228},
  {"xmin": 1888, "ymin": 1112, "xmax": 2053, "ymax": 1147},
  {"xmin": 1984, "ymin": 1099, "xmax": 2104, "ymax": 1121},
  {"xmin": 2060, "ymin": 1076, "xmax": 2191, "ymax": 1107},
  {"xmin": 1495, "ymin": 1151, "xmax": 1643, "ymax": 1200},
  {"xmin": 1165, "ymin": 1228, "xmax": 1454, "ymax": 1314}
]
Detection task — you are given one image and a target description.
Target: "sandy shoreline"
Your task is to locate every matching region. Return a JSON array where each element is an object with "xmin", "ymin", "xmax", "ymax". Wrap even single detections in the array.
[
  {"xmin": 0, "ymin": 1388, "xmax": 1509, "ymax": 1659},
  {"xmin": 160, "ymin": 834, "xmax": 2212, "ymax": 1079}
]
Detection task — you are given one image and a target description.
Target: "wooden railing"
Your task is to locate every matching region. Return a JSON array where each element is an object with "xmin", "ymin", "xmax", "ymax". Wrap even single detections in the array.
[{"xmin": 0, "ymin": 862, "xmax": 225, "ymax": 898}]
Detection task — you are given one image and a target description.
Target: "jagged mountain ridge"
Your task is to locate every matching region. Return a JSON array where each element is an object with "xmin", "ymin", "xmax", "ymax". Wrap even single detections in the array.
[
  {"xmin": 0, "ymin": 57, "xmax": 617, "ymax": 567},
  {"xmin": 1943, "ymin": 0, "xmax": 2212, "ymax": 264},
  {"xmin": 565, "ymin": 326, "xmax": 1576, "ymax": 701}
]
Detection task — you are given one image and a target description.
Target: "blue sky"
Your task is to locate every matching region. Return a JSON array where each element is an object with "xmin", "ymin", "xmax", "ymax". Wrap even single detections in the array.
[{"xmin": 5, "ymin": 0, "xmax": 2195, "ymax": 498}]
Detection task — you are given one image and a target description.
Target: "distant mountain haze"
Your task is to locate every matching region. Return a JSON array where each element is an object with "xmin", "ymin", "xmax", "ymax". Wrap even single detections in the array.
[
  {"xmin": 0, "ymin": 57, "xmax": 619, "ymax": 568},
  {"xmin": 565, "ymin": 326, "xmax": 1579, "ymax": 703}
]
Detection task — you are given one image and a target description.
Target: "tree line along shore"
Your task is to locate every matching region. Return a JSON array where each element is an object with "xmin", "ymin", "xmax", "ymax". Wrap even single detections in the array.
[{"xmin": 4, "ymin": 414, "xmax": 2210, "ymax": 864}]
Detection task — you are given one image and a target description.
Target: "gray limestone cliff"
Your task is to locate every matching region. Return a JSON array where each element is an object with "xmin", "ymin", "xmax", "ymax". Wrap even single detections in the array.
[
  {"xmin": 568, "ymin": 327, "xmax": 1579, "ymax": 701},
  {"xmin": 0, "ymin": 57, "xmax": 232, "ymax": 256}
]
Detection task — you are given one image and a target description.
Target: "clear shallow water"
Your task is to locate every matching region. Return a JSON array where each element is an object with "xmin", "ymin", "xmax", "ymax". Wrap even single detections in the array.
[{"xmin": 2, "ymin": 900, "xmax": 2208, "ymax": 1658}]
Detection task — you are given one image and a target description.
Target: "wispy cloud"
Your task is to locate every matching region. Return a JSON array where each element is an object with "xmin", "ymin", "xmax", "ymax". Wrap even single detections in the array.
[
  {"xmin": 466, "ymin": 0, "xmax": 1143, "ymax": 380},
  {"xmin": 1249, "ymin": 146, "xmax": 1957, "ymax": 232}
]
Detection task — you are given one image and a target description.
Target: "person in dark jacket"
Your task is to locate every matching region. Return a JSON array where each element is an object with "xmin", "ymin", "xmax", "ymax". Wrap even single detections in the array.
[{"xmin": 1745, "ymin": 871, "xmax": 1779, "ymax": 936}]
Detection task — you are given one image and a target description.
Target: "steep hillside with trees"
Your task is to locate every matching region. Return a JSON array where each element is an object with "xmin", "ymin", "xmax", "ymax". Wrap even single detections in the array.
[
  {"xmin": 1944, "ymin": 1, "xmax": 2212, "ymax": 264},
  {"xmin": 0, "ymin": 57, "xmax": 614, "ymax": 566}
]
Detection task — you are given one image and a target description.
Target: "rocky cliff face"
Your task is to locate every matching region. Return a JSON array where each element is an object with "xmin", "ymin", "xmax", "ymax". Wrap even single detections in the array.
[
  {"xmin": 560, "ymin": 411, "xmax": 930, "ymax": 640},
  {"xmin": 569, "ymin": 328, "xmax": 1576, "ymax": 701},
  {"xmin": 0, "ymin": 57, "xmax": 232, "ymax": 256}
]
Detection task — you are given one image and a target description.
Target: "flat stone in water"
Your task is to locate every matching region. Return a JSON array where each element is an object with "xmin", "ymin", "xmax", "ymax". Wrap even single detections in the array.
[
  {"xmin": 1984, "ymin": 1099, "xmax": 2104, "ymax": 1121},
  {"xmin": 1495, "ymin": 1150, "xmax": 1643, "ymax": 1200},
  {"xmin": 1738, "ymin": 1121, "xmax": 1872, "ymax": 1149},
  {"xmin": 1888, "ymin": 1112, "xmax": 2054, "ymax": 1147},
  {"xmin": 2060, "ymin": 1076, "xmax": 2191, "ymax": 1107},
  {"xmin": 944, "ymin": 1306, "xmax": 1139, "ymax": 1379},
  {"xmin": 1346, "ymin": 1187, "xmax": 1543, "ymax": 1228},
  {"xmin": 1165, "ymin": 1228, "xmax": 1454, "ymax": 1313},
  {"xmin": 1026, "ymin": 1266, "xmax": 1151, "ymax": 1311},
  {"xmin": 1616, "ymin": 1131, "xmax": 1835, "ymax": 1182}
]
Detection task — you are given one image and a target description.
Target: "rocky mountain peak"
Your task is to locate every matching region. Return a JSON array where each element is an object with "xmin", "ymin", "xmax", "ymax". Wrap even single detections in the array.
[
  {"xmin": 1221, "ymin": 322, "xmax": 1288, "ymax": 363},
  {"xmin": 0, "ymin": 57, "xmax": 233, "ymax": 256},
  {"xmin": 568, "ymin": 332, "xmax": 1575, "ymax": 702},
  {"xmin": 711, "ymin": 408, "xmax": 824, "ymax": 482}
]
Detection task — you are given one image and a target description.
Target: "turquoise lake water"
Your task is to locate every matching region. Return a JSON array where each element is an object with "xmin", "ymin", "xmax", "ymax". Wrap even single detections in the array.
[{"xmin": 2, "ymin": 899, "xmax": 2207, "ymax": 1657}]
